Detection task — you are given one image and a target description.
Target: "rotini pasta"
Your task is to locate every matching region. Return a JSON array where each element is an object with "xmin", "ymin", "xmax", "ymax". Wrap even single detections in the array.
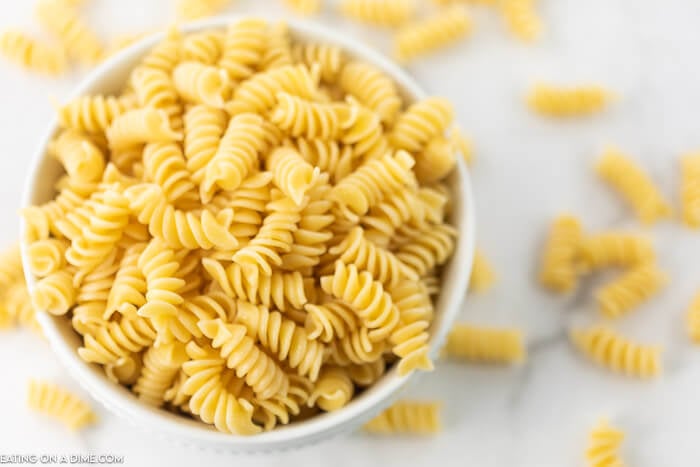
[
  {"xmin": 364, "ymin": 401, "xmax": 441, "ymax": 435},
  {"xmin": 394, "ymin": 6, "xmax": 471, "ymax": 62},
  {"xmin": 133, "ymin": 342, "xmax": 188, "ymax": 406},
  {"xmin": 586, "ymin": 419, "xmax": 625, "ymax": 467},
  {"xmin": 270, "ymin": 92, "xmax": 346, "ymax": 140},
  {"xmin": 539, "ymin": 214, "xmax": 582, "ymax": 293},
  {"xmin": 107, "ymin": 108, "xmax": 182, "ymax": 150},
  {"xmin": 578, "ymin": 232, "xmax": 655, "ymax": 271},
  {"xmin": 58, "ymin": 95, "xmax": 133, "ymax": 134},
  {"xmin": 218, "ymin": 19, "xmax": 267, "ymax": 81},
  {"xmin": 446, "ymin": 323, "xmax": 525, "ymax": 364},
  {"xmin": 307, "ymin": 366, "xmax": 353, "ymax": 411},
  {"xmin": 262, "ymin": 22, "xmax": 293, "ymax": 71},
  {"xmin": 595, "ymin": 264, "xmax": 667, "ymax": 318},
  {"xmin": 500, "ymin": 0, "xmax": 542, "ymax": 42},
  {"xmin": 0, "ymin": 30, "xmax": 66, "ymax": 75},
  {"xmin": 292, "ymin": 42, "xmax": 343, "ymax": 83},
  {"xmin": 50, "ymin": 130, "xmax": 106, "ymax": 183},
  {"xmin": 266, "ymin": 147, "xmax": 319, "ymax": 205},
  {"xmin": 413, "ymin": 136, "xmax": 457, "ymax": 184},
  {"xmin": 339, "ymin": 61, "xmax": 401, "ymax": 124},
  {"xmin": 527, "ymin": 84, "xmax": 612, "ymax": 117},
  {"xmin": 390, "ymin": 97, "xmax": 453, "ymax": 153},
  {"xmin": 469, "ymin": 248, "xmax": 496, "ymax": 293},
  {"xmin": 35, "ymin": 0, "xmax": 103, "ymax": 64},
  {"xmin": 27, "ymin": 380, "xmax": 96, "ymax": 430},
  {"xmin": 340, "ymin": 0, "xmax": 416, "ymax": 27},
  {"xmin": 182, "ymin": 30, "xmax": 224, "ymax": 65},
  {"xmin": 173, "ymin": 61, "xmax": 231, "ymax": 108},
  {"xmin": 131, "ymin": 66, "xmax": 183, "ymax": 131}
]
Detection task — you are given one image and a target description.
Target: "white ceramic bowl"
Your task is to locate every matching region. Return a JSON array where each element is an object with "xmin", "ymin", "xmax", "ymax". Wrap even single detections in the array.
[{"xmin": 20, "ymin": 17, "xmax": 476, "ymax": 452}]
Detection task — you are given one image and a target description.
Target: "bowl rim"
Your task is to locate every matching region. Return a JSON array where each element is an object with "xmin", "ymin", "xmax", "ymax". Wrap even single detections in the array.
[{"xmin": 20, "ymin": 16, "xmax": 476, "ymax": 451}]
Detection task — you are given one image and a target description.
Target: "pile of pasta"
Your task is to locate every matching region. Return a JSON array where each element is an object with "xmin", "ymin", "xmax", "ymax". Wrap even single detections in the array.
[{"xmin": 21, "ymin": 19, "xmax": 462, "ymax": 435}]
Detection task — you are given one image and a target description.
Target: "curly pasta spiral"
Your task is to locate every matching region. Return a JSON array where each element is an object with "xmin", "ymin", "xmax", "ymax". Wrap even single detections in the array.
[
  {"xmin": 446, "ymin": 323, "xmax": 525, "ymax": 364},
  {"xmin": 133, "ymin": 342, "xmax": 188, "ymax": 407},
  {"xmin": 469, "ymin": 248, "xmax": 496, "ymax": 293},
  {"xmin": 285, "ymin": 138, "xmax": 356, "ymax": 184},
  {"xmin": 26, "ymin": 238, "xmax": 69, "ymax": 278},
  {"xmin": 35, "ymin": 0, "xmax": 103, "ymax": 64},
  {"xmin": 327, "ymin": 327, "xmax": 386, "ymax": 365},
  {"xmin": 291, "ymin": 42, "xmax": 343, "ymax": 83},
  {"xmin": 596, "ymin": 147, "xmax": 672, "ymax": 224},
  {"xmin": 107, "ymin": 108, "xmax": 182, "ymax": 150},
  {"xmin": 570, "ymin": 325, "xmax": 662, "ymax": 378},
  {"xmin": 304, "ymin": 300, "xmax": 360, "ymax": 343},
  {"xmin": 141, "ymin": 27, "xmax": 182, "ymax": 73},
  {"xmin": 262, "ymin": 22, "xmax": 293, "ymax": 70},
  {"xmin": 182, "ymin": 105, "xmax": 227, "ymax": 183},
  {"xmin": 321, "ymin": 261, "xmax": 399, "ymax": 342},
  {"xmin": 27, "ymin": 380, "xmax": 96, "ymax": 431},
  {"xmin": 394, "ymin": 223, "xmax": 457, "ymax": 277},
  {"xmin": 500, "ymin": 0, "xmax": 542, "ymax": 42},
  {"xmin": 680, "ymin": 153, "xmax": 700, "ymax": 228},
  {"xmin": 78, "ymin": 312, "xmax": 156, "ymax": 364},
  {"xmin": 173, "ymin": 61, "xmax": 231, "ymax": 108},
  {"xmin": 578, "ymin": 233, "xmax": 655, "ymax": 271},
  {"xmin": 414, "ymin": 137, "xmax": 456, "ymax": 184},
  {"xmin": 271, "ymin": 92, "xmax": 347, "ymax": 140},
  {"xmin": 390, "ymin": 97, "xmax": 453, "ymax": 153},
  {"xmin": 266, "ymin": 147, "xmax": 318, "ymax": 205},
  {"xmin": 105, "ymin": 242, "xmax": 147, "ymax": 318},
  {"xmin": 142, "ymin": 143, "xmax": 195, "ymax": 203},
  {"xmin": 235, "ymin": 300, "xmax": 325, "ymax": 381},
  {"xmin": 308, "ymin": 366, "xmax": 353, "ymax": 411},
  {"xmin": 342, "ymin": 100, "xmax": 390, "ymax": 161},
  {"xmin": 539, "ymin": 214, "xmax": 582, "ymax": 293},
  {"xmin": 360, "ymin": 187, "xmax": 421, "ymax": 247},
  {"xmin": 595, "ymin": 265, "xmax": 667, "ymax": 318},
  {"xmin": 340, "ymin": 0, "xmax": 416, "ymax": 27},
  {"xmin": 58, "ymin": 95, "xmax": 133, "ymax": 134},
  {"xmin": 347, "ymin": 359, "xmax": 385, "ymax": 387},
  {"xmin": 364, "ymin": 401, "xmax": 441, "ymax": 435},
  {"xmin": 390, "ymin": 317, "xmax": 432, "ymax": 375},
  {"xmin": 394, "ymin": 6, "xmax": 471, "ymax": 62},
  {"xmin": 131, "ymin": 66, "xmax": 183, "ymax": 131},
  {"xmin": 182, "ymin": 30, "xmax": 224, "ymax": 65},
  {"xmin": 586, "ymin": 419, "xmax": 625, "ymax": 467},
  {"xmin": 527, "ymin": 84, "xmax": 611, "ymax": 117},
  {"xmin": 198, "ymin": 318, "xmax": 289, "ymax": 400},
  {"xmin": 339, "ymin": 61, "xmax": 401, "ymax": 124},
  {"xmin": 218, "ymin": 18, "xmax": 267, "ymax": 80},
  {"xmin": 50, "ymin": 130, "xmax": 106, "ymax": 184},
  {"xmin": 0, "ymin": 30, "xmax": 66, "ymax": 75},
  {"xmin": 29, "ymin": 267, "xmax": 73, "ymax": 315}
]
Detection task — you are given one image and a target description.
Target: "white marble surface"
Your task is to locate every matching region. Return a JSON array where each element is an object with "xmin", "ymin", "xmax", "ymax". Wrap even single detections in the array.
[{"xmin": 1, "ymin": 0, "xmax": 700, "ymax": 465}]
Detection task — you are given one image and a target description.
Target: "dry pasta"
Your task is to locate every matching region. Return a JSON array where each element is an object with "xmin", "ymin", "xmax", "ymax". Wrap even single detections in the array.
[
  {"xmin": 527, "ymin": 84, "xmax": 612, "ymax": 117},
  {"xmin": 340, "ymin": 0, "xmax": 417, "ymax": 27},
  {"xmin": 500, "ymin": 0, "xmax": 541, "ymax": 42},
  {"xmin": 586, "ymin": 419, "xmax": 625, "ymax": 467},
  {"xmin": 596, "ymin": 147, "xmax": 672, "ymax": 224},
  {"xmin": 595, "ymin": 264, "xmax": 667, "ymax": 318},
  {"xmin": 394, "ymin": 6, "xmax": 471, "ymax": 63},
  {"xmin": 446, "ymin": 323, "xmax": 525, "ymax": 364},
  {"xmin": 35, "ymin": 0, "xmax": 103, "ymax": 64},
  {"xmin": 176, "ymin": 0, "xmax": 231, "ymax": 19},
  {"xmin": 27, "ymin": 380, "xmax": 96, "ymax": 430},
  {"xmin": 539, "ymin": 214, "xmax": 582, "ymax": 293},
  {"xmin": 22, "ymin": 20, "xmax": 460, "ymax": 435},
  {"xmin": 0, "ymin": 30, "xmax": 66, "ymax": 75},
  {"xmin": 680, "ymin": 153, "xmax": 700, "ymax": 228},
  {"xmin": 469, "ymin": 248, "xmax": 496, "ymax": 293},
  {"xmin": 364, "ymin": 401, "xmax": 441, "ymax": 435},
  {"xmin": 578, "ymin": 232, "xmax": 655, "ymax": 272},
  {"xmin": 284, "ymin": 0, "xmax": 322, "ymax": 15}
]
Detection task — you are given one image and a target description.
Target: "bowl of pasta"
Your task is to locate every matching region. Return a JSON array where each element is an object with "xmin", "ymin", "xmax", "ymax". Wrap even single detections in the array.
[{"xmin": 20, "ymin": 16, "xmax": 475, "ymax": 451}]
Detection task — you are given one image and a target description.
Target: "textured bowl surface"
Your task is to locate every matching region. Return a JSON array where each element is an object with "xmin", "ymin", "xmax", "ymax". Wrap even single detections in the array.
[{"xmin": 20, "ymin": 16, "xmax": 476, "ymax": 452}]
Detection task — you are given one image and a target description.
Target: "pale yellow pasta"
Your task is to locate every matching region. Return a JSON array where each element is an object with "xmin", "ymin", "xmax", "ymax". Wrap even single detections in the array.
[
  {"xmin": 339, "ymin": 61, "xmax": 401, "ymax": 124},
  {"xmin": 469, "ymin": 248, "xmax": 496, "ymax": 293},
  {"xmin": 570, "ymin": 325, "xmax": 662, "ymax": 378},
  {"xmin": 390, "ymin": 97, "xmax": 454, "ymax": 153},
  {"xmin": 107, "ymin": 108, "xmax": 182, "ymax": 150},
  {"xmin": 680, "ymin": 153, "xmax": 700, "ymax": 228},
  {"xmin": 446, "ymin": 323, "xmax": 525, "ymax": 364},
  {"xmin": 173, "ymin": 61, "xmax": 231, "ymax": 107},
  {"xmin": 394, "ymin": 6, "xmax": 471, "ymax": 62},
  {"xmin": 595, "ymin": 264, "xmax": 667, "ymax": 318},
  {"xmin": 182, "ymin": 30, "xmax": 224, "ymax": 65},
  {"xmin": 539, "ymin": 214, "xmax": 582, "ymax": 293},
  {"xmin": 586, "ymin": 419, "xmax": 625, "ymax": 467},
  {"xmin": 578, "ymin": 232, "xmax": 655, "ymax": 271},
  {"xmin": 270, "ymin": 92, "xmax": 347, "ymax": 140},
  {"xmin": 291, "ymin": 42, "xmax": 343, "ymax": 83},
  {"xmin": 500, "ymin": 0, "xmax": 542, "ymax": 42},
  {"xmin": 284, "ymin": 0, "xmax": 322, "ymax": 15},
  {"xmin": 133, "ymin": 342, "xmax": 188, "ymax": 406},
  {"xmin": 340, "ymin": 0, "xmax": 416, "ymax": 27},
  {"xmin": 308, "ymin": 366, "xmax": 353, "ymax": 411},
  {"xmin": 364, "ymin": 401, "xmax": 441, "ymax": 435},
  {"xmin": 35, "ymin": 0, "xmax": 103, "ymax": 64},
  {"xmin": 389, "ymin": 282, "xmax": 433, "ymax": 375},
  {"xmin": 262, "ymin": 22, "xmax": 293, "ymax": 70},
  {"xmin": 304, "ymin": 300, "xmax": 360, "ymax": 343},
  {"xmin": 0, "ymin": 30, "xmax": 66, "ymax": 75},
  {"xmin": 131, "ymin": 66, "xmax": 184, "ymax": 131},
  {"xmin": 176, "ymin": 0, "xmax": 231, "ymax": 19},
  {"xmin": 58, "ymin": 95, "xmax": 134, "ymax": 134},
  {"xmin": 50, "ymin": 130, "xmax": 106, "ymax": 183},
  {"xmin": 413, "ymin": 137, "xmax": 457, "ymax": 184},
  {"xmin": 27, "ymin": 380, "xmax": 96, "ymax": 430},
  {"xmin": 527, "ymin": 84, "xmax": 612, "ymax": 117},
  {"xmin": 596, "ymin": 147, "xmax": 672, "ymax": 224},
  {"xmin": 31, "ymin": 268, "xmax": 77, "ymax": 315},
  {"xmin": 266, "ymin": 146, "xmax": 319, "ymax": 205},
  {"xmin": 394, "ymin": 223, "xmax": 457, "ymax": 277},
  {"xmin": 219, "ymin": 19, "xmax": 267, "ymax": 80},
  {"xmin": 142, "ymin": 142, "xmax": 195, "ymax": 203},
  {"xmin": 141, "ymin": 26, "xmax": 182, "ymax": 73},
  {"xmin": 341, "ymin": 99, "xmax": 390, "ymax": 160}
]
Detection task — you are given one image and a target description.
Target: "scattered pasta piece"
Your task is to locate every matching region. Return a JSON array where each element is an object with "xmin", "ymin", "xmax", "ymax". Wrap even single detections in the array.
[
  {"xmin": 469, "ymin": 249, "xmax": 496, "ymax": 293},
  {"xmin": 0, "ymin": 245, "xmax": 39, "ymax": 333},
  {"xmin": 340, "ymin": 0, "xmax": 417, "ymax": 28},
  {"xmin": 680, "ymin": 153, "xmax": 700, "ymax": 228},
  {"xmin": 394, "ymin": 5, "xmax": 472, "ymax": 63},
  {"xmin": 500, "ymin": 0, "xmax": 542, "ymax": 42},
  {"xmin": 578, "ymin": 232, "xmax": 655, "ymax": 272},
  {"xmin": 284, "ymin": 0, "xmax": 322, "ymax": 15},
  {"xmin": 539, "ymin": 214, "xmax": 583, "ymax": 293},
  {"xmin": 595, "ymin": 147, "xmax": 672, "ymax": 224},
  {"xmin": 0, "ymin": 30, "xmax": 66, "ymax": 75},
  {"xmin": 586, "ymin": 419, "xmax": 625, "ymax": 467},
  {"xmin": 570, "ymin": 325, "xmax": 662, "ymax": 378},
  {"xmin": 446, "ymin": 323, "xmax": 525, "ymax": 364},
  {"xmin": 595, "ymin": 265, "xmax": 667, "ymax": 318},
  {"xmin": 35, "ymin": 0, "xmax": 103, "ymax": 65},
  {"xmin": 364, "ymin": 401, "xmax": 441, "ymax": 435},
  {"xmin": 176, "ymin": 0, "xmax": 231, "ymax": 19},
  {"xmin": 27, "ymin": 380, "xmax": 96, "ymax": 430},
  {"xmin": 527, "ymin": 84, "xmax": 612, "ymax": 117},
  {"xmin": 686, "ymin": 291, "xmax": 700, "ymax": 343}
]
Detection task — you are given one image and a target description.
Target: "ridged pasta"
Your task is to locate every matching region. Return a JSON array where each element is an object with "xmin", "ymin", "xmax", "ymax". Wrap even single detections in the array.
[
  {"xmin": 133, "ymin": 342, "xmax": 188, "ymax": 406},
  {"xmin": 50, "ymin": 130, "xmax": 106, "ymax": 183},
  {"xmin": 394, "ymin": 6, "xmax": 471, "ymax": 62},
  {"xmin": 262, "ymin": 22, "xmax": 293, "ymax": 70},
  {"xmin": 286, "ymin": 138, "xmax": 356, "ymax": 184},
  {"xmin": 446, "ymin": 323, "xmax": 525, "ymax": 364},
  {"xmin": 347, "ymin": 359, "xmax": 385, "ymax": 387},
  {"xmin": 131, "ymin": 66, "xmax": 183, "ymax": 131},
  {"xmin": 321, "ymin": 261, "xmax": 399, "ymax": 342},
  {"xmin": 394, "ymin": 223, "xmax": 457, "ymax": 277},
  {"xmin": 31, "ymin": 268, "xmax": 77, "ymax": 315},
  {"xmin": 173, "ymin": 61, "xmax": 231, "ymax": 108},
  {"xmin": 0, "ymin": 30, "xmax": 66, "ymax": 75},
  {"xmin": 107, "ymin": 108, "xmax": 182, "ymax": 150},
  {"xmin": 182, "ymin": 105, "xmax": 227, "ymax": 183},
  {"xmin": 595, "ymin": 264, "xmax": 667, "ymax": 318},
  {"xmin": 77, "ymin": 310, "xmax": 156, "ymax": 364},
  {"xmin": 270, "ymin": 92, "xmax": 346, "ymax": 140},
  {"xmin": 291, "ymin": 42, "xmax": 343, "ymax": 83},
  {"xmin": 327, "ymin": 327, "xmax": 386, "ymax": 365},
  {"xmin": 58, "ymin": 95, "xmax": 133, "ymax": 134},
  {"xmin": 141, "ymin": 27, "xmax": 182, "ymax": 73},
  {"xmin": 389, "ymin": 284, "xmax": 433, "ymax": 375},
  {"xmin": 539, "ymin": 214, "xmax": 582, "ymax": 293},
  {"xmin": 680, "ymin": 153, "xmax": 700, "ymax": 228},
  {"xmin": 390, "ymin": 97, "xmax": 453, "ymax": 153},
  {"xmin": 218, "ymin": 18, "xmax": 267, "ymax": 81},
  {"xmin": 284, "ymin": 0, "xmax": 322, "ymax": 15},
  {"xmin": 198, "ymin": 318, "xmax": 289, "ymax": 400},
  {"xmin": 35, "ymin": 0, "xmax": 103, "ymax": 64},
  {"xmin": 596, "ymin": 147, "xmax": 672, "ymax": 224},
  {"xmin": 570, "ymin": 325, "xmax": 662, "ymax": 378},
  {"xmin": 235, "ymin": 300, "xmax": 325, "ymax": 381},
  {"xmin": 176, "ymin": 0, "xmax": 230, "ymax": 19},
  {"xmin": 26, "ymin": 238, "xmax": 68, "ymax": 278},
  {"xmin": 578, "ymin": 233, "xmax": 655, "ymax": 271},
  {"xmin": 27, "ymin": 380, "xmax": 96, "ymax": 430},
  {"xmin": 364, "ymin": 401, "xmax": 441, "ymax": 435},
  {"xmin": 105, "ymin": 242, "xmax": 146, "ymax": 318},
  {"xmin": 182, "ymin": 30, "xmax": 224, "ymax": 65},
  {"xmin": 469, "ymin": 248, "xmax": 496, "ymax": 293},
  {"xmin": 339, "ymin": 61, "xmax": 401, "ymax": 124},
  {"xmin": 105, "ymin": 354, "xmax": 142, "ymax": 386},
  {"xmin": 527, "ymin": 84, "xmax": 611, "ymax": 117},
  {"xmin": 413, "ymin": 136, "xmax": 456, "ymax": 184},
  {"xmin": 340, "ymin": 0, "xmax": 416, "ymax": 27},
  {"xmin": 360, "ymin": 187, "xmax": 422, "ymax": 247},
  {"xmin": 586, "ymin": 419, "xmax": 625, "ymax": 467},
  {"xmin": 307, "ymin": 366, "xmax": 353, "ymax": 411},
  {"xmin": 266, "ymin": 147, "xmax": 318, "ymax": 205},
  {"xmin": 304, "ymin": 300, "xmax": 360, "ymax": 343},
  {"xmin": 142, "ymin": 143, "xmax": 195, "ymax": 203},
  {"xmin": 500, "ymin": 0, "xmax": 541, "ymax": 42},
  {"xmin": 342, "ymin": 99, "xmax": 390, "ymax": 160}
]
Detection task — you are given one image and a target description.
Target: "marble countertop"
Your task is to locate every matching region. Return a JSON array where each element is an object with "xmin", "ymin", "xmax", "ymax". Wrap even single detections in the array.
[{"xmin": 1, "ymin": 0, "xmax": 699, "ymax": 465}]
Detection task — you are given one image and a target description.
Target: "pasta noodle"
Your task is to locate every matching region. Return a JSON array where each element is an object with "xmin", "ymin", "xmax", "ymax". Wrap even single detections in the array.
[
  {"xmin": 469, "ymin": 248, "xmax": 496, "ymax": 293},
  {"xmin": 586, "ymin": 419, "xmax": 625, "ymax": 467},
  {"xmin": 219, "ymin": 19, "xmax": 267, "ymax": 81},
  {"xmin": 131, "ymin": 66, "xmax": 183, "ymax": 131},
  {"xmin": 0, "ymin": 30, "xmax": 66, "ymax": 75},
  {"xmin": 292, "ymin": 42, "xmax": 343, "ymax": 83},
  {"xmin": 182, "ymin": 30, "xmax": 224, "ymax": 65},
  {"xmin": 307, "ymin": 366, "xmax": 353, "ymax": 411},
  {"xmin": 539, "ymin": 214, "xmax": 582, "ymax": 293},
  {"xmin": 394, "ymin": 6, "xmax": 471, "ymax": 62},
  {"xmin": 340, "ymin": 0, "xmax": 417, "ymax": 27},
  {"xmin": 570, "ymin": 325, "xmax": 662, "ymax": 378},
  {"xmin": 35, "ymin": 0, "xmax": 103, "ymax": 64},
  {"xmin": 595, "ymin": 264, "xmax": 667, "ymax": 318},
  {"xmin": 339, "ymin": 61, "xmax": 401, "ymax": 124},
  {"xmin": 176, "ymin": 0, "xmax": 231, "ymax": 19},
  {"xmin": 680, "ymin": 153, "xmax": 700, "ymax": 228},
  {"xmin": 446, "ymin": 323, "xmax": 525, "ymax": 364},
  {"xmin": 500, "ymin": 0, "xmax": 542, "ymax": 42},
  {"xmin": 413, "ymin": 136, "xmax": 456, "ymax": 184},
  {"xmin": 173, "ymin": 61, "xmax": 231, "ymax": 108},
  {"xmin": 364, "ymin": 400, "xmax": 441, "ymax": 435},
  {"xmin": 50, "ymin": 130, "xmax": 106, "ymax": 184},
  {"xmin": 58, "ymin": 95, "xmax": 134, "ymax": 134},
  {"xmin": 390, "ymin": 97, "xmax": 454, "ymax": 153},
  {"xmin": 266, "ymin": 147, "xmax": 318, "ymax": 205},
  {"xmin": 578, "ymin": 232, "xmax": 655, "ymax": 271},
  {"xmin": 284, "ymin": 0, "xmax": 322, "ymax": 15},
  {"xmin": 27, "ymin": 380, "xmax": 96, "ymax": 430},
  {"xmin": 596, "ymin": 147, "xmax": 672, "ymax": 224},
  {"xmin": 527, "ymin": 84, "xmax": 612, "ymax": 117},
  {"xmin": 107, "ymin": 108, "xmax": 182, "ymax": 150}
]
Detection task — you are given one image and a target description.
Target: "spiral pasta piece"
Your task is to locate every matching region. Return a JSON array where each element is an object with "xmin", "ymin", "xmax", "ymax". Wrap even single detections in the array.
[
  {"xmin": 0, "ymin": 30, "xmax": 66, "ymax": 75},
  {"xmin": 27, "ymin": 380, "xmax": 96, "ymax": 431},
  {"xmin": 266, "ymin": 147, "xmax": 318, "ymax": 205},
  {"xmin": 50, "ymin": 130, "xmax": 106, "ymax": 184},
  {"xmin": 394, "ymin": 6, "xmax": 471, "ymax": 62},
  {"xmin": 339, "ymin": 61, "xmax": 400, "ymax": 125},
  {"xmin": 390, "ymin": 97, "xmax": 453, "ymax": 153},
  {"xmin": 182, "ymin": 30, "xmax": 224, "ymax": 65},
  {"xmin": 35, "ymin": 0, "xmax": 103, "ymax": 64},
  {"xmin": 327, "ymin": 327, "xmax": 386, "ymax": 365},
  {"xmin": 586, "ymin": 419, "xmax": 625, "ymax": 467},
  {"xmin": 142, "ymin": 143, "xmax": 195, "ymax": 203},
  {"xmin": 394, "ymin": 223, "xmax": 457, "ymax": 277},
  {"xmin": 182, "ymin": 105, "xmax": 227, "ymax": 183},
  {"xmin": 413, "ymin": 137, "xmax": 456, "ymax": 184},
  {"xmin": 218, "ymin": 18, "xmax": 267, "ymax": 81},
  {"xmin": 500, "ymin": 0, "xmax": 541, "ymax": 42},
  {"xmin": 107, "ymin": 108, "xmax": 182, "ymax": 150},
  {"xmin": 538, "ymin": 214, "xmax": 582, "ymax": 293},
  {"xmin": 283, "ymin": 0, "xmax": 322, "ymax": 15},
  {"xmin": 578, "ymin": 233, "xmax": 655, "ymax": 271},
  {"xmin": 286, "ymin": 138, "xmax": 356, "ymax": 184},
  {"xmin": 596, "ymin": 147, "xmax": 672, "ymax": 224},
  {"xmin": 131, "ymin": 66, "xmax": 183, "ymax": 131},
  {"xmin": 342, "ymin": 100, "xmax": 390, "ymax": 161},
  {"xmin": 340, "ymin": 0, "xmax": 416, "ymax": 27},
  {"xmin": 176, "ymin": 0, "xmax": 231, "ymax": 19},
  {"xmin": 321, "ymin": 261, "xmax": 399, "ymax": 342},
  {"xmin": 360, "ymin": 187, "xmax": 422, "ymax": 247},
  {"xmin": 198, "ymin": 318, "xmax": 289, "ymax": 400},
  {"xmin": 141, "ymin": 26, "xmax": 182, "ymax": 73},
  {"xmin": 304, "ymin": 300, "xmax": 360, "ymax": 343},
  {"xmin": 173, "ymin": 61, "xmax": 231, "ymax": 108},
  {"xmin": 105, "ymin": 354, "xmax": 142, "ymax": 386},
  {"xmin": 235, "ymin": 300, "xmax": 325, "ymax": 381},
  {"xmin": 390, "ymin": 318, "xmax": 432, "ymax": 375},
  {"xmin": 446, "ymin": 323, "xmax": 525, "ymax": 364},
  {"xmin": 570, "ymin": 325, "xmax": 662, "ymax": 378},
  {"xmin": 262, "ymin": 22, "xmax": 293, "ymax": 70},
  {"xmin": 347, "ymin": 359, "xmax": 385, "ymax": 387},
  {"xmin": 469, "ymin": 248, "xmax": 496, "ymax": 293},
  {"xmin": 271, "ymin": 92, "xmax": 347, "ymax": 140},
  {"xmin": 307, "ymin": 366, "xmax": 353, "ymax": 411},
  {"xmin": 58, "ymin": 95, "xmax": 133, "ymax": 134},
  {"xmin": 133, "ymin": 342, "xmax": 188, "ymax": 407},
  {"xmin": 364, "ymin": 400, "xmax": 441, "ymax": 435},
  {"xmin": 681, "ymin": 153, "xmax": 700, "ymax": 228},
  {"xmin": 595, "ymin": 265, "xmax": 667, "ymax": 318},
  {"xmin": 291, "ymin": 42, "xmax": 344, "ymax": 83},
  {"xmin": 527, "ymin": 84, "xmax": 611, "ymax": 117},
  {"xmin": 78, "ymin": 311, "xmax": 156, "ymax": 364},
  {"xmin": 26, "ymin": 238, "xmax": 69, "ymax": 278}
]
